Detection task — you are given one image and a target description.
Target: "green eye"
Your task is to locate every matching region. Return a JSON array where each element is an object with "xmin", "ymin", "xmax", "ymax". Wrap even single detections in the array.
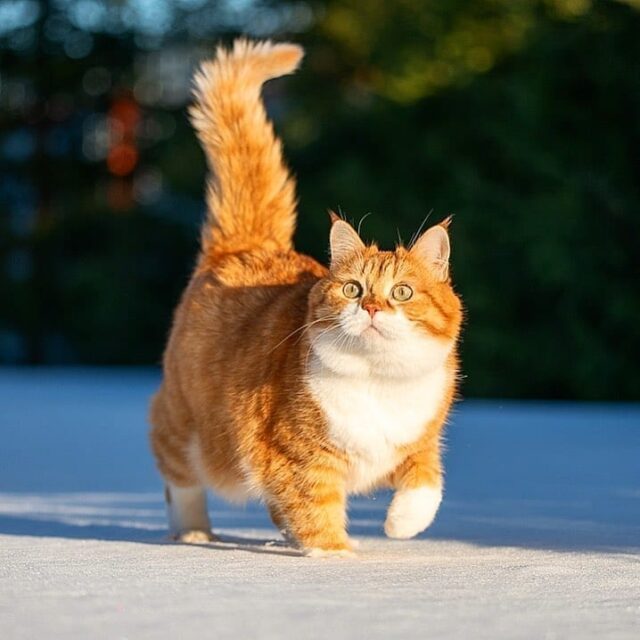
[
  {"xmin": 342, "ymin": 281, "xmax": 363, "ymax": 299},
  {"xmin": 391, "ymin": 284, "xmax": 413, "ymax": 302}
]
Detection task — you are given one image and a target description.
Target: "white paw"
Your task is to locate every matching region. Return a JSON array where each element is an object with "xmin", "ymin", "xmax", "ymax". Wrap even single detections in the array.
[
  {"xmin": 174, "ymin": 529, "xmax": 216, "ymax": 545},
  {"xmin": 384, "ymin": 486, "xmax": 442, "ymax": 539},
  {"xmin": 304, "ymin": 547, "xmax": 356, "ymax": 558}
]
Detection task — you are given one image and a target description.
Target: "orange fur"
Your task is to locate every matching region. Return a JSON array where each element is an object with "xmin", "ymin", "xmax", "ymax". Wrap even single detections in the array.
[
  {"xmin": 149, "ymin": 39, "xmax": 463, "ymax": 555},
  {"xmin": 190, "ymin": 39, "xmax": 302, "ymax": 257}
]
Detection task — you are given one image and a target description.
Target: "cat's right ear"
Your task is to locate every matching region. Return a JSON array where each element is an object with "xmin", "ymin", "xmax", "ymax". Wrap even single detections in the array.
[{"xmin": 329, "ymin": 212, "xmax": 365, "ymax": 266}]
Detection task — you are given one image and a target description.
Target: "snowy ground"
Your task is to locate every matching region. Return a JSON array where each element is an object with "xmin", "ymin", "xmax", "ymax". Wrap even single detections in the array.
[{"xmin": 0, "ymin": 368, "xmax": 638, "ymax": 639}]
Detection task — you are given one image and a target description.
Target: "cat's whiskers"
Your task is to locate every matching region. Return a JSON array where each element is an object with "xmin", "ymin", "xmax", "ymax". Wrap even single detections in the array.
[
  {"xmin": 268, "ymin": 313, "xmax": 340, "ymax": 354},
  {"xmin": 304, "ymin": 319, "xmax": 365, "ymax": 372},
  {"xmin": 292, "ymin": 315, "xmax": 341, "ymax": 353},
  {"xmin": 304, "ymin": 322, "xmax": 342, "ymax": 367}
]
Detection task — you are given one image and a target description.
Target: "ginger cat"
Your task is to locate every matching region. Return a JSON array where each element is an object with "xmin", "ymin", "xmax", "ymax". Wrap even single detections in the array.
[{"xmin": 149, "ymin": 39, "xmax": 463, "ymax": 556}]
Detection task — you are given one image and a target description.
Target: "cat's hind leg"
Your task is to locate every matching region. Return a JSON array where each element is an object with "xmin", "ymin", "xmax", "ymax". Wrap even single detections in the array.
[
  {"xmin": 150, "ymin": 387, "xmax": 214, "ymax": 544},
  {"xmin": 165, "ymin": 484, "xmax": 215, "ymax": 544}
]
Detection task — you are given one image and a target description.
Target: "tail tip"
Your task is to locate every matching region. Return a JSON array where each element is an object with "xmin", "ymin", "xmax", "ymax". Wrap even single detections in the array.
[
  {"xmin": 192, "ymin": 39, "xmax": 304, "ymax": 104},
  {"xmin": 232, "ymin": 38, "xmax": 304, "ymax": 79},
  {"xmin": 264, "ymin": 41, "xmax": 305, "ymax": 75}
]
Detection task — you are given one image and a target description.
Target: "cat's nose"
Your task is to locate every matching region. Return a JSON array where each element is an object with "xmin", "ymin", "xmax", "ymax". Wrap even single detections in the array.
[{"xmin": 362, "ymin": 302, "xmax": 381, "ymax": 318}]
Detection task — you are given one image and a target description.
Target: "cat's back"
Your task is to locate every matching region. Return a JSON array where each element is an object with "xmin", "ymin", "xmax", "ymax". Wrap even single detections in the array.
[
  {"xmin": 198, "ymin": 248, "xmax": 327, "ymax": 289},
  {"xmin": 192, "ymin": 248, "xmax": 326, "ymax": 321},
  {"xmin": 169, "ymin": 249, "xmax": 326, "ymax": 368}
]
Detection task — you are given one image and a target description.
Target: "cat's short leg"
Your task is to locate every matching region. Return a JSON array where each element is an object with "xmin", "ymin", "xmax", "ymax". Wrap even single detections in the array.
[
  {"xmin": 166, "ymin": 483, "xmax": 215, "ymax": 544},
  {"xmin": 385, "ymin": 447, "xmax": 443, "ymax": 540},
  {"xmin": 268, "ymin": 502, "xmax": 354, "ymax": 550},
  {"xmin": 270, "ymin": 474, "xmax": 353, "ymax": 556}
]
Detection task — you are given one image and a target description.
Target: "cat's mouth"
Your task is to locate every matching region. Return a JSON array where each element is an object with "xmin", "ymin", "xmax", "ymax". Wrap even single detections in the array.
[{"xmin": 361, "ymin": 324, "xmax": 385, "ymax": 339}]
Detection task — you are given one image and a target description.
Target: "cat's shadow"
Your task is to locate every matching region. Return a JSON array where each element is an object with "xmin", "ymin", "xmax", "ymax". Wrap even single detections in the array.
[
  {"xmin": 0, "ymin": 514, "xmax": 306, "ymax": 557},
  {"xmin": 188, "ymin": 533, "xmax": 304, "ymax": 558}
]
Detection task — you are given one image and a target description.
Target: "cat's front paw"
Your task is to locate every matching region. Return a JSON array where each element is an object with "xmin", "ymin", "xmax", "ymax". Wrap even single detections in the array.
[{"xmin": 384, "ymin": 486, "xmax": 442, "ymax": 539}]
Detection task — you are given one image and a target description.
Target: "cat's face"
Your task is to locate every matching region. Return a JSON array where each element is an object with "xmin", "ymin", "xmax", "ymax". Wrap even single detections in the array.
[{"xmin": 308, "ymin": 218, "xmax": 462, "ymax": 378}]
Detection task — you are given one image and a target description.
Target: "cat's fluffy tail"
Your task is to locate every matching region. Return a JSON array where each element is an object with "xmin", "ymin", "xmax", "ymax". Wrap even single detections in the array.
[{"xmin": 190, "ymin": 39, "xmax": 303, "ymax": 257}]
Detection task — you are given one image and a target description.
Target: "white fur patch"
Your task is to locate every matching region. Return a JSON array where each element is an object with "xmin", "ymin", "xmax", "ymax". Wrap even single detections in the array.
[
  {"xmin": 384, "ymin": 485, "xmax": 443, "ymax": 539},
  {"xmin": 167, "ymin": 484, "xmax": 212, "ymax": 537},
  {"xmin": 309, "ymin": 369, "xmax": 447, "ymax": 493},
  {"xmin": 307, "ymin": 306, "xmax": 451, "ymax": 494}
]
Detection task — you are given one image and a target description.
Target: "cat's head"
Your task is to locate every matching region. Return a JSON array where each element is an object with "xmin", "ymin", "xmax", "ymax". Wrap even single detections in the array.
[{"xmin": 307, "ymin": 214, "xmax": 463, "ymax": 378}]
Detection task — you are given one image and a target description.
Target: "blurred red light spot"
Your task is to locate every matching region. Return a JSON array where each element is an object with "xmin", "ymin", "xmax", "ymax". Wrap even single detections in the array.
[{"xmin": 107, "ymin": 143, "xmax": 138, "ymax": 176}]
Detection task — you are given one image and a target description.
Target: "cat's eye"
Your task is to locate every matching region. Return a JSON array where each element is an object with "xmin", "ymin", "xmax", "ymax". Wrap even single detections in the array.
[
  {"xmin": 391, "ymin": 284, "xmax": 413, "ymax": 302},
  {"xmin": 342, "ymin": 281, "xmax": 363, "ymax": 299}
]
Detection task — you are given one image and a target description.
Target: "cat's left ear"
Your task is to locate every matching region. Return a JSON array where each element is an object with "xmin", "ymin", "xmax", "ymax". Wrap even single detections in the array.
[
  {"xmin": 329, "ymin": 212, "xmax": 365, "ymax": 267},
  {"xmin": 410, "ymin": 218, "xmax": 451, "ymax": 282}
]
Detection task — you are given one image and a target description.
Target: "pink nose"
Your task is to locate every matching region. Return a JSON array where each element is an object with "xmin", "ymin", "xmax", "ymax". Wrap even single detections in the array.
[{"xmin": 363, "ymin": 302, "xmax": 381, "ymax": 318}]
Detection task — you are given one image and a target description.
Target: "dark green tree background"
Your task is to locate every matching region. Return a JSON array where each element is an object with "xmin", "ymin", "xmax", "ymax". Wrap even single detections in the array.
[{"xmin": 1, "ymin": 0, "xmax": 638, "ymax": 399}]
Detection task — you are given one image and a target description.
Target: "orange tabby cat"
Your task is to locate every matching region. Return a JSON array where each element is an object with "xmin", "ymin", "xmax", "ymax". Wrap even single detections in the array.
[{"xmin": 149, "ymin": 39, "xmax": 463, "ymax": 556}]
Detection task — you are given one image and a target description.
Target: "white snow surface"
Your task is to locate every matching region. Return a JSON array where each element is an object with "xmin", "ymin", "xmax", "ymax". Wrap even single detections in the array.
[{"xmin": 0, "ymin": 367, "xmax": 639, "ymax": 639}]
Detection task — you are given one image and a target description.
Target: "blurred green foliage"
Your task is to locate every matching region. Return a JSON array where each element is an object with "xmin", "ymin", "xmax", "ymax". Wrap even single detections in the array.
[{"xmin": 1, "ymin": 0, "xmax": 639, "ymax": 399}]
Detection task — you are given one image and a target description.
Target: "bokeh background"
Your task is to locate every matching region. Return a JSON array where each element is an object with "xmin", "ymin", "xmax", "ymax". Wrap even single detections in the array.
[{"xmin": 1, "ymin": 0, "xmax": 638, "ymax": 400}]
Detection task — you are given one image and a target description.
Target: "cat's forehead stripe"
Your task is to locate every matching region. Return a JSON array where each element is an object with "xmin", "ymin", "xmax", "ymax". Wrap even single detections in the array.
[{"xmin": 360, "ymin": 252, "xmax": 404, "ymax": 282}]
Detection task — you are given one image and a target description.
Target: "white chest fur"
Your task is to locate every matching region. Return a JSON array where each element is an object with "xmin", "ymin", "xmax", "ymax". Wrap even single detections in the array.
[{"xmin": 307, "ymin": 362, "xmax": 448, "ymax": 494}]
